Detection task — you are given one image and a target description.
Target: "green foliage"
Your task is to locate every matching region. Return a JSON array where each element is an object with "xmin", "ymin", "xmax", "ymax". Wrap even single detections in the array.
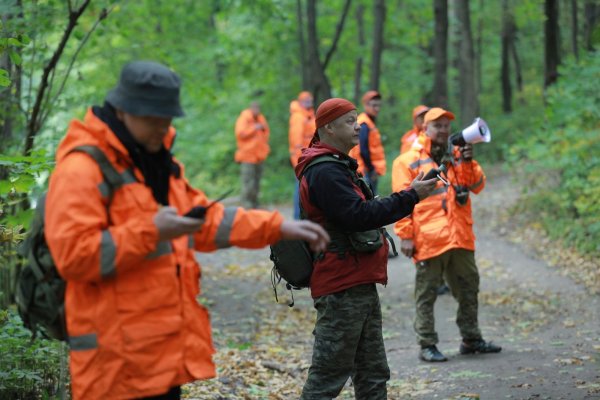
[
  {"xmin": 509, "ymin": 52, "xmax": 600, "ymax": 254},
  {"xmin": 0, "ymin": 309, "xmax": 65, "ymax": 399}
]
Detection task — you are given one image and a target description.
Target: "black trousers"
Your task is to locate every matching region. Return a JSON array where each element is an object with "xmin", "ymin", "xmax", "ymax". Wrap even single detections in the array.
[{"xmin": 138, "ymin": 386, "xmax": 181, "ymax": 400}]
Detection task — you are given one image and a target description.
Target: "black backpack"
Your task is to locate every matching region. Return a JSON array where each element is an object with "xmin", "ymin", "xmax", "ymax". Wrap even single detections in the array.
[
  {"xmin": 16, "ymin": 145, "xmax": 124, "ymax": 341},
  {"xmin": 269, "ymin": 154, "xmax": 398, "ymax": 306},
  {"xmin": 269, "ymin": 155, "xmax": 361, "ymax": 306}
]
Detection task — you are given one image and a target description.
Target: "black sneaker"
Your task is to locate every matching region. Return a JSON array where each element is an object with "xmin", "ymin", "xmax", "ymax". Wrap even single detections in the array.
[
  {"xmin": 419, "ymin": 345, "xmax": 448, "ymax": 362},
  {"xmin": 459, "ymin": 339, "xmax": 502, "ymax": 355}
]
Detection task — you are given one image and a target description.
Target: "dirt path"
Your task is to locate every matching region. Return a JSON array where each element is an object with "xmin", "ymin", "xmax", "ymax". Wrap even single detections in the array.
[{"xmin": 185, "ymin": 170, "xmax": 600, "ymax": 400}]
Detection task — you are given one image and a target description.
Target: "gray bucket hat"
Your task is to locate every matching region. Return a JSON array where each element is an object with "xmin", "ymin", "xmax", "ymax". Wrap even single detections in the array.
[{"xmin": 106, "ymin": 61, "xmax": 185, "ymax": 118}]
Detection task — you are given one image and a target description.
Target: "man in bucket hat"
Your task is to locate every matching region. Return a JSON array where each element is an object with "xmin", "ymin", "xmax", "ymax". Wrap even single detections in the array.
[
  {"xmin": 392, "ymin": 107, "xmax": 502, "ymax": 362},
  {"xmin": 296, "ymin": 98, "xmax": 436, "ymax": 399},
  {"xmin": 44, "ymin": 60, "xmax": 330, "ymax": 400}
]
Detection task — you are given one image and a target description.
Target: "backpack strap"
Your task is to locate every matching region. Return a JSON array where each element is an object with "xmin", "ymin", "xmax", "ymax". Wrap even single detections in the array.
[{"xmin": 70, "ymin": 145, "xmax": 126, "ymax": 193}]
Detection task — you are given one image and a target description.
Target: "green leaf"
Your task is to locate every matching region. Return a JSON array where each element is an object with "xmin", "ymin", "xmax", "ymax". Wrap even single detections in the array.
[{"xmin": 8, "ymin": 50, "xmax": 21, "ymax": 66}]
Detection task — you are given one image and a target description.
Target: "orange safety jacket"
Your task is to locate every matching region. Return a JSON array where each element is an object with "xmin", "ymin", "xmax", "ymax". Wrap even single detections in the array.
[
  {"xmin": 400, "ymin": 128, "xmax": 422, "ymax": 154},
  {"xmin": 391, "ymin": 135, "xmax": 485, "ymax": 262},
  {"xmin": 45, "ymin": 109, "xmax": 284, "ymax": 400},
  {"xmin": 349, "ymin": 112, "xmax": 386, "ymax": 176},
  {"xmin": 234, "ymin": 108, "xmax": 270, "ymax": 164},
  {"xmin": 288, "ymin": 100, "xmax": 316, "ymax": 168}
]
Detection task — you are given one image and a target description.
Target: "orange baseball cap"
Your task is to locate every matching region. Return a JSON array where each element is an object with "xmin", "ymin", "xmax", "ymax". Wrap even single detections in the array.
[
  {"xmin": 361, "ymin": 90, "xmax": 381, "ymax": 105},
  {"xmin": 298, "ymin": 91, "xmax": 313, "ymax": 101},
  {"xmin": 423, "ymin": 107, "xmax": 455, "ymax": 125},
  {"xmin": 412, "ymin": 105, "xmax": 430, "ymax": 120}
]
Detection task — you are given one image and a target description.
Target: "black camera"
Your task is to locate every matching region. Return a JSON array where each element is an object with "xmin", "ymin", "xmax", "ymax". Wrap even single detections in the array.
[{"xmin": 455, "ymin": 185, "xmax": 469, "ymax": 206}]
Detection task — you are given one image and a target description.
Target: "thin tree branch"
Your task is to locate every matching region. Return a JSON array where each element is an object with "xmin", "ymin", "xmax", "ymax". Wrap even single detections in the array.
[
  {"xmin": 24, "ymin": 0, "xmax": 92, "ymax": 155},
  {"xmin": 40, "ymin": 6, "xmax": 114, "ymax": 127},
  {"xmin": 322, "ymin": 0, "xmax": 352, "ymax": 70}
]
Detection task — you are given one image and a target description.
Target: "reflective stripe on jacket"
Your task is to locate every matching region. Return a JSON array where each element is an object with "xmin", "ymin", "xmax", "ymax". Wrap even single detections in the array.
[
  {"xmin": 391, "ymin": 135, "xmax": 485, "ymax": 262},
  {"xmin": 349, "ymin": 112, "xmax": 386, "ymax": 176},
  {"xmin": 234, "ymin": 109, "xmax": 270, "ymax": 163},
  {"xmin": 288, "ymin": 100, "xmax": 316, "ymax": 168},
  {"xmin": 45, "ymin": 109, "xmax": 284, "ymax": 399}
]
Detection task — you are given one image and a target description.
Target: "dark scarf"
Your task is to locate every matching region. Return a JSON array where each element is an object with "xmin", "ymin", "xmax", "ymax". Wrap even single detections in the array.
[
  {"xmin": 93, "ymin": 102, "xmax": 172, "ymax": 205},
  {"xmin": 430, "ymin": 143, "xmax": 447, "ymax": 166}
]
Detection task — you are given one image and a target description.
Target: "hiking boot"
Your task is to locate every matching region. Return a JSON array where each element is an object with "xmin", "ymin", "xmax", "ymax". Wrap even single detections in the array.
[
  {"xmin": 459, "ymin": 339, "xmax": 502, "ymax": 355},
  {"xmin": 419, "ymin": 345, "xmax": 448, "ymax": 362}
]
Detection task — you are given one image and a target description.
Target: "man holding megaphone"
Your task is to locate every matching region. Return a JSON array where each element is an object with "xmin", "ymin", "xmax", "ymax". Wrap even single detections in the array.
[{"xmin": 391, "ymin": 107, "xmax": 501, "ymax": 362}]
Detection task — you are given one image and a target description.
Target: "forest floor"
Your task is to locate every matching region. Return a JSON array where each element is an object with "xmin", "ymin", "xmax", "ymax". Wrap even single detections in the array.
[{"xmin": 185, "ymin": 167, "xmax": 600, "ymax": 400}]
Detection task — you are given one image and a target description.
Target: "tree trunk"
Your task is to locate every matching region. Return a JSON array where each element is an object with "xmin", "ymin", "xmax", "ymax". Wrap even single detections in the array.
[
  {"xmin": 571, "ymin": 0, "xmax": 579, "ymax": 60},
  {"xmin": 305, "ymin": 0, "xmax": 332, "ymax": 102},
  {"xmin": 454, "ymin": 0, "xmax": 479, "ymax": 124},
  {"xmin": 583, "ymin": 0, "xmax": 598, "ymax": 51},
  {"xmin": 0, "ymin": 0, "xmax": 23, "ymax": 155},
  {"xmin": 209, "ymin": 1, "xmax": 225, "ymax": 86},
  {"xmin": 476, "ymin": 0, "xmax": 484, "ymax": 96},
  {"xmin": 296, "ymin": 0, "xmax": 308, "ymax": 89},
  {"xmin": 544, "ymin": 0, "xmax": 561, "ymax": 88},
  {"xmin": 501, "ymin": 0, "xmax": 512, "ymax": 113},
  {"xmin": 369, "ymin": 0, "xmax": 386, "ymax": 91},
  {"xmin": 510, "ymin": 33, "xmax": 523, "ymax": 93},
  {"xmin": 432, "ymin": 0, "xmax": 449, "ymax": 108},
  {"xmin": 354, "ymin": 3, "xmax": 365, "ymax": 105}
]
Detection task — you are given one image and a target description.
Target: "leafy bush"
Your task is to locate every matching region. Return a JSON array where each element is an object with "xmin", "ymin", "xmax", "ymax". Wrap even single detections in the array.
[
  {"xmin": 509, "ymin": 52, "xmax": 600, "ymax": 254},
  {"xmin": 0, "ymin": 309, "xmax": 67, "ymax": 399}
]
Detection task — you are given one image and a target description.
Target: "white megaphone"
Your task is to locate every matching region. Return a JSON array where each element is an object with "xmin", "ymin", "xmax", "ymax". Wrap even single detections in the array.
[{"xmin": 450, "ymin": 117, "xmax": 491, "ymax": 146}]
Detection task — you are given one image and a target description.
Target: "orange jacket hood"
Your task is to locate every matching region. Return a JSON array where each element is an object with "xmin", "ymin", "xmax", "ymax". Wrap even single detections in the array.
[{"xmin": 56, "ymin": 108, "xmax": 176, "ymax": 164}]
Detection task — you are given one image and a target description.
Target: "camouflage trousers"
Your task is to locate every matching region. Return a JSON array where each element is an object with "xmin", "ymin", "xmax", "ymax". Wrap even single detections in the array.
[
  {"xmin": 240, "ymin": 162, "xmax": 263, "ymax": 209},
  {"xmin": 414, "ymin": 248, "xmax": 482, "ymax": 347},
  {"xmin": 301, "ymin": 284, "xmax": 390, "ymax": 400}
]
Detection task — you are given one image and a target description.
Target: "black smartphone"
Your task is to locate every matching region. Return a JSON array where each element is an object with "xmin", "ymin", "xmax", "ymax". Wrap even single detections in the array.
[{"xmin": 183, "ymin": 188, "xmax": 234, "ymax": 219}]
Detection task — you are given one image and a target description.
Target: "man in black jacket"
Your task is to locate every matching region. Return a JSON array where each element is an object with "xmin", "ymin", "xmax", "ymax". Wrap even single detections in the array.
[{"xmin": 295, "ymin": 98, "xmax": 437, "ymax": 399}]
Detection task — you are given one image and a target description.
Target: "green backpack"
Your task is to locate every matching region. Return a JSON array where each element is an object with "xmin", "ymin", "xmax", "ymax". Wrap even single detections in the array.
[{"xmin": 16, "ymin": 145, "xmax": 125, "ymax": 341}]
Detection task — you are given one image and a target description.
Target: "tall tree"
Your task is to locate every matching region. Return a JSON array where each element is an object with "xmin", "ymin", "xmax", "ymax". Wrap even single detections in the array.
[
  {"xmin": 23, "ymin": 1, "xmax": 112, "ymax": 155},
  {"xmin": 571, "ymin": 0, "xmax": 579, "ymax": 60},
  {"xmin": 369, "ymin": 0, "xmax": 386, "ymax": 91},
  {"xmin": 544, "ymin": 0, "xmax": 561, "ymax": 88},
  {"xmin": 354, "ymin": 3, "xmax": 365, "ymax": 104},
  {"xmin": 501, "ymin": 0, "xmax": 513, "ymax": 113},
  {"xmin": 583, "ymin": 0, "xmax": 598, "ymax": 51},
  {"xmin": 302, "ymin": 0, "xmax": 352, "ymax": 102},
  {"xmin": 0, "ymin": 0, "xmax": 23, "ymax": 155},
  {"xmin": 431, "ymin": 0, "xmax": 449, "ymax": 108},
  {"xmin": 296, "ymin": 0, "xmax": 308, "ymax": 89},
  {"xmin": 454, "ymin": 0, "xmax": 479, "ymax": 124}
]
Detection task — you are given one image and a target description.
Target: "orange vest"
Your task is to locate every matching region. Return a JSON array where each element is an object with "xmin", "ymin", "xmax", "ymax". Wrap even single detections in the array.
[
  {"xmin": 234, "ymin": 109, "xmax": 270, "ymax": 163},
  {"xmin": 45, "ymin": 109, "xmax": 284, "ymax": 399},
  {"xmin": 349, "ymin": 112, "xmax": 386, "ymax": 176},
  {"xmin": 400, "ymin": 128, "xmax": 422, "ymax": 154},
  {"xmin": 288, "ymin": 100, "xmax": 316, "ymax": 168},
  {"xmin": 391, "ymin": 136, "xmax": 485, "ymax": 262}
]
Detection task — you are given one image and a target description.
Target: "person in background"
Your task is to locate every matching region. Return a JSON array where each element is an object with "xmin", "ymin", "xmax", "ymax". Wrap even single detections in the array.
[
  {"xmin": 297, "ymin": 98, "xmax": 436, "ymax": 399},
  {"xmin": 234, "ymin": 100, "xmax": 270, "ymax": 208},
  {"xmin": 392, "ymin": 107, "xmax": 502, "ymax": 363},
  {"xmin": 349, "ymin": 90, "xmax": 387, "ymax": 194},
  {"xmin": 400, "ymin": 104, "xmax": 430, "ymax": 154},
  {"xmin": 44, "ymin": 61, "xmax": 329, "ymax": 400},
  {"xmin": 289, "ymin": 91, "xmax": 316, "ymax": 219}
]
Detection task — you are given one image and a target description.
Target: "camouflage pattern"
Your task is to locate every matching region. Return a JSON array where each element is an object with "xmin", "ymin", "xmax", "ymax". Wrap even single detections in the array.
[
  {"xmin": 414, "ymin": 248, "xmax": 482, "ymax": 347},
  {"xmin": 240, "ymin": 162, "xmax": 263, "ymax": 209},
  {"xmin": 301, "ymin": 284, "xmax": 389, "ymax": 400}
]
